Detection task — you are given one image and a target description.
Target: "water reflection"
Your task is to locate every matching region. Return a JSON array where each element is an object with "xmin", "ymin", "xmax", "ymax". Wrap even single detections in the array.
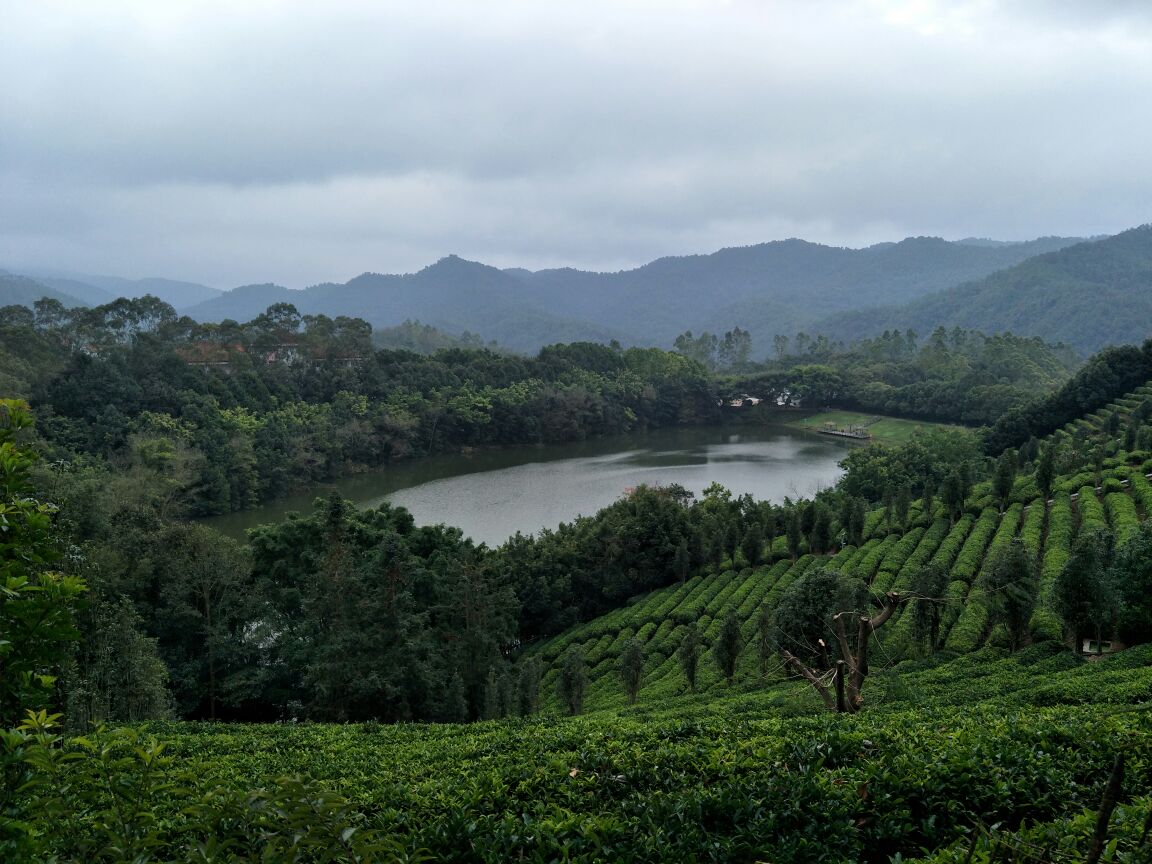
[{"xmin": 204, "ymin": 424, "xmax": 855, "ymax": 546}]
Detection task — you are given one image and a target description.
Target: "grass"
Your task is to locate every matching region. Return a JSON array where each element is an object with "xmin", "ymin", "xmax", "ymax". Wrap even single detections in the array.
[{"xmin": 787, "ymin": 410, "xmax": 964, "ymax": 444}]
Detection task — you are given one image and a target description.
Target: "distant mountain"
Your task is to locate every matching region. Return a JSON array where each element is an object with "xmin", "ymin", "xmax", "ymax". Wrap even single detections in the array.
[
  {"xmin": 184, "ymin": 234, "xmax": 1085, "ymax": 353},
  {"xmin": 812, "ymin": 227, "xmax": 1152, "ymax": 354},
  {"xmin": 0, "ymin": 272, "xmax": 88, "ymax": 309},
  {"xmin": 17, "ymin": 269, "xmax": 222, "ymax": 309},
  {"xmin": 185, "ymin": 258, "xmax": 628, "ymax": 351}
]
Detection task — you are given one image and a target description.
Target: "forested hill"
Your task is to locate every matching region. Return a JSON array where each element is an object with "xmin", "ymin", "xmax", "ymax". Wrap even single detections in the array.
[
  {"xmin": 813, "ymin": 225, "xmax": 1152, "ymax": 354},
  {"xmin": 179, "ymin": 234, "xmax": 1085, "ymax": 353},
  {"xmin": 0, "ymin": 268, "xmax": 221, "ymax": 308},
  {"xmin": 0, "ymin": 271, "xmax": 87, "ymax": 309}
]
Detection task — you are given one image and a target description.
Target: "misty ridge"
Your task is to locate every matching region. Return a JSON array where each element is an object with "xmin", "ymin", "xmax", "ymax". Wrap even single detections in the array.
[{"xmin": 11, "ymin": 227, "xmax": 1145, "ymax": 355}]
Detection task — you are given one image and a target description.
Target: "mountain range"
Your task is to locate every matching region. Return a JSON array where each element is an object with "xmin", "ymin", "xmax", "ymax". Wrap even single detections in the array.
[
  {"xmin": 7, "ymin": 228, "xmax": 1152, "ymax": 355},
  {"xmin": 176, "ymin": 234, "xmax": 1088, "ymax": 352},
  {"xmin": 810, "ymin": 225, "xmax": 1152, "ymax": 354}
]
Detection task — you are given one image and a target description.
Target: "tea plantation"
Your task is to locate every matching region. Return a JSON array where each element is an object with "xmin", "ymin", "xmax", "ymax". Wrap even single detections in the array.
[{"xmin": 8, "ymin": 383, "xmax": 1152, "ymax": 862}]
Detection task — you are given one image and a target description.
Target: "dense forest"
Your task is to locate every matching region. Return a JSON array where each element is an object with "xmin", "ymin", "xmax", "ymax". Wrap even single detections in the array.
[
  {"xmin": 5, "ymin": 296, "xmax": 1152, "ymax": 860},
  {"xmin": 815, "ymin": 224, "xmax": 1152, "ymax": 354},
  {"xmin": 679, "ymin": 324, "xmax": 1080, "ymax": 426},
  {"xmin": 1, "ymin": 297, "xmax": 715, "ymax": 516}
]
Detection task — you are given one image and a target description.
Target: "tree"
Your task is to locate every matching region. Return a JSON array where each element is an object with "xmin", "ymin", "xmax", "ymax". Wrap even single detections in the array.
[
  {"xmin": 893, "ymin": 486, "xmax": 912, "ymax": 532},
  {"xmin": 786, "ymin": 509, "xmax": 802, "ymax": 561},
  {"xmin": 63, "ymin": 595, "xmax": 171, "ymax": 730},
  {"xmin": 441, "ymin": 671, "xmax": 468, "ymax": 723},
  {"xmin": 1053, "ymin": 528, "xmax": 1115, "ymax": 651},
  {"xmin": 678, "ymin": 624, "xmax": 700, "ymax": 692},
  {"xmin": 711, "ymin": 612, "xmax": 742, "ymax": 685},
  {"xmin": 809, "ymin": 504, "xmax": 832, "ymax": 555},
  {"xmin": 990, "ymin": 449, "xmax": 1018, "ymax": 511},
  {"xmin": 1107, "ymin": 522, "xmax": 1152, "ymax": 645},
  {"xmin": 1035, "ymin": 444, "xmax": 1056, "ymax": 502},
  {"xmin": 673, "ymin": 539, "xmax": 690, "ymax": 584},
  {"xmin": 848, "ymin": 497, "xmax": 866, "ymax": 546},
  {"xmin": 941, "ymin": 471, "xmax": 963, "ymax": 525},
  {"xmin": 920, "ymin": 479, "xmax": 936, "ymax": 522},
  {"xmin": 557, "ymin": 647, "xmax": 587, "ymax": 715},
  {"xmin": 0, "ymin": 400, "xmax": 87, "ymax": 728},
  {"xmin": 775, "ymin": 567, "xmax": 904, "ymax": 713},
  {"xmin": 740, "ymin": 523, "xmax": 764, "ymax": 567},
  {"xmin": 518, "ymin": 656, "xmax": 543, "ymax": 715},
  {"xmin": 910, "ymin": 563, "xmax": 949, "ymax": 653},
  {"xmin": 756, "ymin": 604, "xmax": 775, "ymax": 677},
  {"xmin": 483, "ymin": 666, "xmax": 500, "ymax": 720},
  {"xmin": 773, "ymin": 334, "xmax": 789, "ymax": 360},
  {"xmin": 980, "ymin": 538, "xmax": 1037, "ymax": 652},
  {"xmin": 619, "ymin": 639, "xmax": 645, "ymax": 704}
]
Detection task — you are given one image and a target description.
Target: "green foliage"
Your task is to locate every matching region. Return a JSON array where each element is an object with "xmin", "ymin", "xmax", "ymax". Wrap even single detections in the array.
[
  {"xmin": 910, "ymin": 563, "xmax": 949, "ymax": 652},
  {"xmin": 1053, "ymin": 527, "xmax": 1115, "ymax": 649},
  {"xmin": 677, "ymin": 624, "xmax": 700, "ymax": 692},
  {"xmin": 711, "ymin": 612, "xmax": 742, "ymax": 684},
  {"xmin": 618, "ymin": 639, "xmax": 645, "ymax": 704},
  {"xmin": 0, "ymin": 400, "xmax": 87, "ymax": 727},
  {"xmin": 980, "ymin": 539, "xmax": 1038, "ymax": 652},
  {"xmin": 1109, "ymin": 521, "xmax": 1152, "ymax": 645},
  {"xmin": 557, "ymin": 647, "xmax": 587, "ymax": 715}
]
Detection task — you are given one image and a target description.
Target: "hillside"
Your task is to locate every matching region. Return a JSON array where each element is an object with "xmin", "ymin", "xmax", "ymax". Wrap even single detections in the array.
[
  {"xmin": 815, "ymin": 225, "xmax": 1152, "ymax": 354},
  {"xmin": 10, "ymin": 351, "xmax": 1152, "ymax": 862},
  {"xmin": 526, "ymin": 378, "xmax": 1152, "ymax": 716},
  {"xmin": 0, "ymin": 272, "xmax": 87, "ymax": 308},
  {"xmin": 184, "ymin": 258, "xmax": 627, "ymax": 351},
  {"xmin": 181, "ymin": 234, "xmax": 1085, "ymax": 353}
]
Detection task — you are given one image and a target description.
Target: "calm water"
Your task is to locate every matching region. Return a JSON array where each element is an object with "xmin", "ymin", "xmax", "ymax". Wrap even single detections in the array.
[{"xmin": 204, "ymin": 425, "xmax": 855, "ymax": 546}]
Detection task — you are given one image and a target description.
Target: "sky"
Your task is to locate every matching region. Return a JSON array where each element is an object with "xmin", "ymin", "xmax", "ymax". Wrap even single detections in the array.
[{"xmin": 2, "ymin": 0, "xmax": 1151, "ymax": 289}]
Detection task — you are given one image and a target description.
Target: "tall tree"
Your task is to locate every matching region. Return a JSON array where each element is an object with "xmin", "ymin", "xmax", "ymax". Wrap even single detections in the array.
[
  {"xmin": 756, "ymin": 604, "xmax": 775, "ymax": 678},
  {"xmin": 981, "ymin": 538, "xmax": 1037, "ymax": 652},
  {"xmin": 619, "ymin": 639, "xmax": 645, "ymax": 704},
  {"xmin": 518, "ymin": 656, "xmax": 543, "ymax": 715},
  {"xmin": 678, "ymin": 624, "xmax": 700, "ymax": 693},
  {"xmin": 557, "ymin": 647, "xmax": 587, "ymax": 715},
  {"xmin": 711, "ymin": 612, "xmax": 742, "ymax": 685},
  {"xmin": 993, "ymin": 449, "xmax": 1018, "ymax": 511},
  {"xmin": 786, "ymin": 509, "xmax": 802, "ymax": 561},
  {"xmin": 740, "ymin": 523, "xmax": 764, "ymax": 567},
  {"xmin": 1107, "ymin": 522, "xmax": 1152, "ymax": 646},
  {"xmin": 910, "ymin": 563, "xmax": 949, "ymax": 653},
  {"xmin": 1035, "ymin": 444, "xmax": 1057, "ymax": 502},
  {"xmin": 1053, "ymin": 528, "xmax": 1115, "ymax": 651},
  {"xmin": 0, "ymin": 400, "xmax": 87, "ymax": 727}
]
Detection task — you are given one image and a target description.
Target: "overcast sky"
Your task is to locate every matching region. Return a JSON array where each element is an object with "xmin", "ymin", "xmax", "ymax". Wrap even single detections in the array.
[{"xmin": 2, "ymin": 0, "xmax": 1150, "ymax": 288}]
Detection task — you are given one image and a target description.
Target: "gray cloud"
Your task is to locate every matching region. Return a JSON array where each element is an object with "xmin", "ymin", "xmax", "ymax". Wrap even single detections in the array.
[{"xmin": 1, "ymin": 0, "xmax": 1150, "ymax": 287}]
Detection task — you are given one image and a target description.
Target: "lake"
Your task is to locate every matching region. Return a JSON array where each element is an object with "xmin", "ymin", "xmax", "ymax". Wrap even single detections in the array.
[{"xmin": 203, "ymin": 424, "xmax": 856, "ymax": 546}]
